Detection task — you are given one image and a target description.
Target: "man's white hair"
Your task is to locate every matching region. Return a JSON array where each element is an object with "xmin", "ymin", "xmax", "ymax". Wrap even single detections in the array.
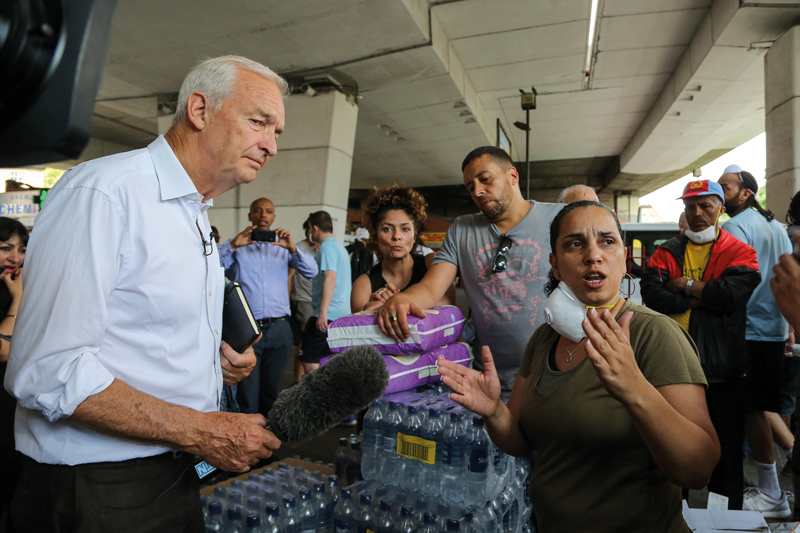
[
  {"xmin": 172, "ymin": 55, "xmax": 290, "ymax": 126},
  {"xmin": 557, "ymin": 184, "xmax": 597, "ymax": 204}
]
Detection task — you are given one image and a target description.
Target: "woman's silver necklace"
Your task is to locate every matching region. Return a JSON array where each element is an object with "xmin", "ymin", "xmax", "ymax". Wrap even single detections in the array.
[{"xmin": 565, "ymin": 337, "xmax": 587, "ymax": 363}]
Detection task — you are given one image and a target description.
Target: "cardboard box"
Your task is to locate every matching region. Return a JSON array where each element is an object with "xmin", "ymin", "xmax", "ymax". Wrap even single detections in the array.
[{"xmin": 200, "ymin": 458, "xmax": 334, "ymax": 496}]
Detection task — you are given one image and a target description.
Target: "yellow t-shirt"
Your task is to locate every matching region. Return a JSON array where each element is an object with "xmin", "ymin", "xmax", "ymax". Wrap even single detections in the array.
[{"xmin": 670, "ymin": 240, "xmax": 713, "ymax": 331}]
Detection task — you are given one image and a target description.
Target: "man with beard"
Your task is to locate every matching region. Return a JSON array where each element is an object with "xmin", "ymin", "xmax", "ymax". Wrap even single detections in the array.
[
  {"xmin": 641, "ymin": 179, "xmax": 761, "ymax": 510},
  {"xmin": 378, "ymin": 146, "xmax": 563, "ymax": 402},
  {"xmin": 718, "ymin": 165, "xmax": 793, "ymax": 516}
]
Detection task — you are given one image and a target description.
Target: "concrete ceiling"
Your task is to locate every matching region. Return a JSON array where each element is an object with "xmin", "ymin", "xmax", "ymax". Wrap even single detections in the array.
[{"xmin": 76, "ymin": 0, "xmax": 800, "ymax": 197}]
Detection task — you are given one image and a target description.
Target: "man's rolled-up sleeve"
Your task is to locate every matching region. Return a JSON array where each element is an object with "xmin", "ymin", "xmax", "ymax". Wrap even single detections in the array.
[{"xmin": 4, "ymin": 186, "xmax": 126, "ymax": 422}]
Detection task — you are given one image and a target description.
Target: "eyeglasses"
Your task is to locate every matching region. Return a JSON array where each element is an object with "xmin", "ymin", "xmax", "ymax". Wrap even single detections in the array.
[{"xmin": 492, "ymin": 236, "xmax": 513, "ymax": 273}]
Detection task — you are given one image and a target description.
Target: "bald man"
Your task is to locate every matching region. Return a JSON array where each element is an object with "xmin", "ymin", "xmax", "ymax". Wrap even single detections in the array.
[
  {"xmin": 557, "ymin": 184, "xmax": 599, "ymax": 204},
  {"xmin": 219, "ymin": 198, "xmax": 318, "ymax": 415}
]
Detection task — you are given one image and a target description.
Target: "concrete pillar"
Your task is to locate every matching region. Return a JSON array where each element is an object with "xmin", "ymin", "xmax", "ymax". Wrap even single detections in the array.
[
  {"xmin": 209, "ymin": 90, "xmax": 358, "ymax": 244},
  {"xmin": 765, "ymin": 26, "xmax": 800, "ymax": 221}
]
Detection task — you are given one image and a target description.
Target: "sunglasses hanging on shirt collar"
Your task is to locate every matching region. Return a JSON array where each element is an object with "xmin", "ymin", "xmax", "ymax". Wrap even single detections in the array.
[{"xmin": 492, "ymin": 236, "xmax": 513, "ymax": 273}]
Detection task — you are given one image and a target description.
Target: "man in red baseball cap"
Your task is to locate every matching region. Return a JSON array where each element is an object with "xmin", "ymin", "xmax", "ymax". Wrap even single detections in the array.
[{"xmin": 642, "ymin": 179, "xmax": 762, "ymax": 510}]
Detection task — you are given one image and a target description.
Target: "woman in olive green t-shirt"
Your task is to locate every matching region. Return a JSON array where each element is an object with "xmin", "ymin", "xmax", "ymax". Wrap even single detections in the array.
[{"xmin": 437, "ymin": 201, "xmax": 720, "ymax": 533}]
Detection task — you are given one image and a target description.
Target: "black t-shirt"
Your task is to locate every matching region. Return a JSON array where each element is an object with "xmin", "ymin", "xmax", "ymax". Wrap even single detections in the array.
[{"xmin": 368, "ymin": 254, "xmax": 428, "ymax": 293}]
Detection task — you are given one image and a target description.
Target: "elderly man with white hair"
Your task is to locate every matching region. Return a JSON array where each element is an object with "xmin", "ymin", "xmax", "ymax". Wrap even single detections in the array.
[
  {"xmin": 4, "ymin": 56, "xmax": 288, "ymax": 530},
  {"xmin": 557, "ymin": 184, "xmax": 599, "ymax": 204}
]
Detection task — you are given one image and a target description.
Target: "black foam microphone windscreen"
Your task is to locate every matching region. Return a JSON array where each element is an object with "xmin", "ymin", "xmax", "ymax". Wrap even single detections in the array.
[{"xmin": 267, "ymin": 345, "xmax": 388, "ymax": 442}]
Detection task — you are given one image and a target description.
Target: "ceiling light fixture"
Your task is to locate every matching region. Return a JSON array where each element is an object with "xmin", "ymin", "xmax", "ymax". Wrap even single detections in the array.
[{"xmin": 583, "ymin": 0, "xmax": 600, "ymax": 89}]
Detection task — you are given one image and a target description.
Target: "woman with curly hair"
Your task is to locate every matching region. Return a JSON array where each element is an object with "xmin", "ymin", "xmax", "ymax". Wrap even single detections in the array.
[{"xmin": 351, "ymin": 185, "xmax": 454, "ymax": 312}]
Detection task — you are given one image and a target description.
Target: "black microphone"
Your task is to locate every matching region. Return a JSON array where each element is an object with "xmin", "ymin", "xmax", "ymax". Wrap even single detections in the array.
[{"xmin": 266, "ymin": 345, "xmax": 388, "ymax": 442}]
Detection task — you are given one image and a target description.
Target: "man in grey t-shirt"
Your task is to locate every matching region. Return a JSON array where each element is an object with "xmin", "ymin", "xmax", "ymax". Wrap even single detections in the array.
[{"xmin": 378, "ymin": 146, "xmax": 563, "ymax": 401}]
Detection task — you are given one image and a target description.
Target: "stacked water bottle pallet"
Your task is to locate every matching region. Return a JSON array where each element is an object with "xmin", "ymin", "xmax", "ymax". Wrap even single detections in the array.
[
  {"xmin": 360, "ymin": 384, "xmax": 534, "ymax": 532},
  {"xmin": 335, "ymin": 459, "xmax": 534, "ymax": 533},
  {"xmin": 202, "ymin": 461, "xmax": 340, "ymax": 533}
]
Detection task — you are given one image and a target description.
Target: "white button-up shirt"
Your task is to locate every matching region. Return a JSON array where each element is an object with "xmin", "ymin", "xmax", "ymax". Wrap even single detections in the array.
[{"xmin": 4, "ymin": 135, "xmax": 225, "ymax": 465}]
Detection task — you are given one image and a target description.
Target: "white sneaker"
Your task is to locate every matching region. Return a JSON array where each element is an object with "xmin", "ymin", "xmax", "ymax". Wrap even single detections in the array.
[{"xmin": 742, "ymin": 487, "xmax": 792, "ymax": 519}]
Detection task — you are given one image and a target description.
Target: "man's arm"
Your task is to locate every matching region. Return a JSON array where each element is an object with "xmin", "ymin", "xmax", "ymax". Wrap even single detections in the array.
[
  {"xmin": 72, "ymin": 379, "xmax": 280, "ymax": 472},
  {"xmin": 316, "ymin": 270, "xmax": 337, "ymax": 333},
  {"xmin": 287, "ymin": 247, "xmax": 318, "ymax": 280},
  {"xmin": 377, "ymin": 262, "xmax": 458, "ymax": 341},
  {"xmin": 640, "ymin": 257, "xmax": 690, "ymax": 316}
]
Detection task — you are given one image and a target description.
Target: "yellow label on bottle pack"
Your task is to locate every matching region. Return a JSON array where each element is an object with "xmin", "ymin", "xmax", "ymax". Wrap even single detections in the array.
[{"xmin": 396, "ymin": 432, "xmax": 436, "ymax": 464}]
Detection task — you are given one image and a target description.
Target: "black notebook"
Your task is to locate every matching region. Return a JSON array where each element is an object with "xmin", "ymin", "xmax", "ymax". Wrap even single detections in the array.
[{"xmin": 221, "ymin": 281, "xmax": 260, "ymax": 353}]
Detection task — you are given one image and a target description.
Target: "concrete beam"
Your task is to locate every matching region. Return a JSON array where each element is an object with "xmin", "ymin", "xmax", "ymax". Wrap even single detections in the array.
[{"xmin": 607, "ymin": 0, "xmax": 800, "ymax": 191}]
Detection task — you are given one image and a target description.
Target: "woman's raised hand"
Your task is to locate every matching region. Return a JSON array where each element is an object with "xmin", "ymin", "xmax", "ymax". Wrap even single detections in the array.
[
  {"xmin": 437, "ymin": 346, "xmax": 502, "ymax": 419},
  {"xmin": 583, "ymin": 308, "xmax": 648, "ymax": 405},
  {"xmin": 365, "ymin": 283, "xmax": 401, "ymax": 310}
]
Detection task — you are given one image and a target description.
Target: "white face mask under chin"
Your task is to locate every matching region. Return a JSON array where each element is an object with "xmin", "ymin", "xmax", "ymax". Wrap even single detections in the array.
[
  {"xmin": 685, "ymin": 225, "xmax": 717, "ymax": 244},
  {"xmin": 544, "ymin": 282, "xmax": 588, "ymax": 343}
]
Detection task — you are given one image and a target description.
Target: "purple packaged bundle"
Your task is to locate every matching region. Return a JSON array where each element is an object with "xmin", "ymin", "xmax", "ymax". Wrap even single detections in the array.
[
  {"xmin": 320, "ymin": 342, "xmax": 473, "ymax": 395},
  {"xmin": 326, "ymin": 305, "xmax": 465, "ymax": 355}
]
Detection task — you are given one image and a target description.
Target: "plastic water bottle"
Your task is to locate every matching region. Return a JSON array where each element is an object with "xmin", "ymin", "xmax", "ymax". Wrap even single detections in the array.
[
  {"xmin": 464, "ymin": 417, "xmax": 490, "ymax": 506},
  {"xmin": 491, "ymin": 445, "xmax": 508, "ymax": 497},
  {"xmin": 335, "ymin": 438, "xmax": 351, "ymax": 485},
  {"xmin": 223, "ymin": 506, "xmax": 244, "ymax": 533},
  {"xmin": 362, "ymin": 400, "xmax": 385, "ymax": 479},
  {"xmin": 441, "ymin": 412, "xmax": 467, "ymax": 503},
  {"xmin": 334, "ymin": 488, "xmax": 356, "ymax": 533},
  {"xmin": 328, "ymin": 475, "xmax": 341, "ymax": 507},
  {"xmin": 394, "ymin": 506, "xmax": 416, "ymax": 533},
  {"xmin": 373, "ymin": 500, "xmax": 394, "ymax": 533},
  {"xmin": 348, "ymin": 440, "xmax": 364, "ymax": 485},
  {"xmin": 435, "ymin": 503, "xmax": 451, "ymax": 533},
  {"xmin": 471, "ymin": 503, "xmax": 498, "ymax": 533},
  {"xmin": 313, "ymin": 482, "xmax": 333, "ymax": 533},
  {"xmin": 391, "ymin": 493, "xmax": 408, "ymax": 520},
  {"xmin": 398, "ymin": 405, "xmax": 425, "ymax": 491},
  {"xmin": 419, "ymin": 408, "xmax": 445, "ymax": 496},
  {"xmin": 461, "ymin": 513, "xmax": 482, "ymax": 533},
  {"xmin": 264, "ymin": 489, "xmax": 279, "ymax": 505},
  {"xmin": 263, "ymin": 504, "xmax": 282, "ymax": 533},
  {"xmin": 282, "ymin": 496, "xmax": 301, "ymax": 533},
  {"xmin": 354, "ymin": 494, "xmax": 373, "ymax": 533},
  {"xmin": 417, "ymin": 511, "xmax": 438, "ymax": 533},
  {"xmin": 380, "ymin": 402, "xmax": 404, "ymax": 485},
  {"xmin": 245, "ymin": 513, "xmax": 264, "ymax": 532},
  {"xmin": 446, "ymin": 518, "xmax": 461, "ymax": 533},
  {"xmin": 298, "ymin": 489, "xmax": 317, "ymax": 533},
  {"xmin": 247, "ymin": 497, "xmax": 262, "ymax": 514},
  {"xmin": 229, "ymin": 491, "xmax": 244, "ymax": 510},
  {"xmin": 201, "ymin": 495, "xmax": 210, "ymax": 519},
  {"xmin": 207, "ymin": 500, "xmax": 225, "ymax": 532}
]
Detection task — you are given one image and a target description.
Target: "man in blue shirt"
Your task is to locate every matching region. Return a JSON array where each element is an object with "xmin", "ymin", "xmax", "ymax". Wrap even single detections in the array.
[
  {"xmin": 299, "ymin": 210, "xmax": 352, "ymax": 373},
  {"xmin": 719, "ymin": 164, "xmax": 793, "ymax": 517},
  {"xmin": 219, "ymin": 198, "xmax": 318, "ymax": 415}
]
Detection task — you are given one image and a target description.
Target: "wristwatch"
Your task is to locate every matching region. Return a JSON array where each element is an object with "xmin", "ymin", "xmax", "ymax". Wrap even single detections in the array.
[{"xmin": 685, "ymin": 279, "xmax": 694, "ymax": 296}]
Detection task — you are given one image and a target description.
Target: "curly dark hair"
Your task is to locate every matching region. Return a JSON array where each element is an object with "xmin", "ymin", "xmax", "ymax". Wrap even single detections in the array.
[
  {"xmin": 360, "ymin": 184, "xmax": 427, "ymax": 247},
  {"xmin": 543, "ymin": 201, "xmax": 624, "ymax": 296},
  {"xmin": 788, "ymin": 191, "xmax": 800, "ymax": 226}
]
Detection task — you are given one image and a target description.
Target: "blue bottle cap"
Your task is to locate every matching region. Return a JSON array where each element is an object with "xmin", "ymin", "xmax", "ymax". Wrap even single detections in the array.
[
  {"xmin": 423, "ymin": 511, "xmax": 437, "ymax": 524},
  {"xmin": 447, "ymin": 518, "xmax": 461, "ymax": 531},
  {"xmin": 247, "ymin": 513, "xmax": 262, "ymax": 527},
  {"xmin": 360, "ymin": 494, "xmax": 372, "ymax": 505},
  {"xmin": 228, "ymin": 506, "xmax": 242, "ymax": 520},
  {"xmin": 208, "ymin": 500, "xmax": 223, "ymax": 515},
  {"xmin": 380, "ymin": 500, "xmax": 392, "ymax": 512},
  {"xmin": 401, "ymin": 506, "xmax": 414, "ymax": 517}
]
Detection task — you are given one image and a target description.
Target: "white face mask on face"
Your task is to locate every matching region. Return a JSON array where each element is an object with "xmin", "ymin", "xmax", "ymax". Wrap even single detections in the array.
[
  {"xmin": 684, "ymin": 207, "xmax": 721, "ymax": 244},
  {"xmin": 544, "ymin": 282, "xmax": 588, "ymax": 343}
]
